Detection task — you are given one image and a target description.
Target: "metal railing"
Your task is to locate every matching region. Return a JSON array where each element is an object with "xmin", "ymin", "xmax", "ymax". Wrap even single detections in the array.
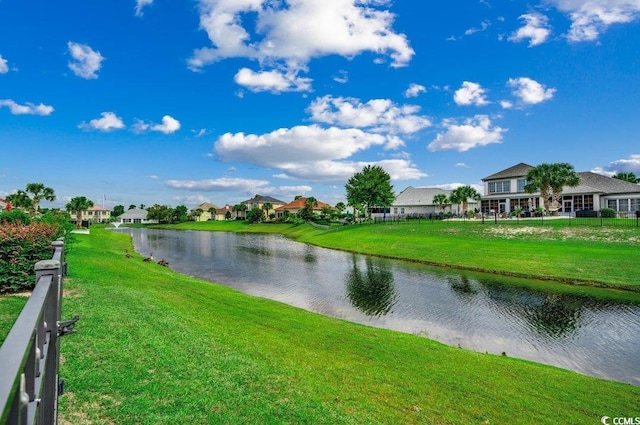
[{"xmin": 0, "ymin": 239, "xmax": 77, "ymax": 425}]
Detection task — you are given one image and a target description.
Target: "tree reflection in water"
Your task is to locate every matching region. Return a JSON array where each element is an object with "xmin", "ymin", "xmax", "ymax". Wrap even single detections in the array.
[
  {"xmin": 448, "ymin": 275, "xmax": 589, "ymax": 339},
  {"xmin": 346, "ymin": 256, "xmax": 397, "ymax": 317}
]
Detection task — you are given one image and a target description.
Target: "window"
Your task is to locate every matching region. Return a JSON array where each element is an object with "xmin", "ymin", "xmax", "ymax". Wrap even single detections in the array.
[
  {"xmin": 394, "ymin": 208, "xmax": 398, "ymax": 214},
  {"xmin": 517, "ymin": 179, "xmax": 526, "ymax": 193},
  {"xmin": 607, "ymin": 199, "xmax": 617, "ymax": 210},
  {"xmin": 631, "ymin": 199, "xmax": 640, "ymax": 212},
  {"xmin": 619, "ymin": 199, "xmax": 629, "ymax": 212},
  {"xmin": 401, "ymin": 208, "xmax": 405, "ymax": 214},
  {"xmin": 488, "ymin": 181, "xmax": 511, "ymax": 194}
]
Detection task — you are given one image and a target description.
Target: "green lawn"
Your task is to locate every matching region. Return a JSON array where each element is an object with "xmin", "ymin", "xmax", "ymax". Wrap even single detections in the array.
[{"xmin": 53, "ymin": 227, "xmax": 639, "ymax": 424}]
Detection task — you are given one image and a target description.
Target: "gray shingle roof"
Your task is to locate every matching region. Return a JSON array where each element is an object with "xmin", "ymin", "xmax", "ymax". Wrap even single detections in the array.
[
  {"xmin": 393, "ymin": 186, "xmax": 453, "ymax": 206},
  {"xmin": 242, "ymin": 195, "xmax": 285, "ymax": 204},
  {"xmin": 118, "ymin": 208, "xmax": 148, "ymax": 219},
  {"xmin": 482, "ymin": 163, "xmax": 533, "ymax": 181},
  {"xmin": 563, "ymin": 172, "xmax": 640, "ymax": 195}
]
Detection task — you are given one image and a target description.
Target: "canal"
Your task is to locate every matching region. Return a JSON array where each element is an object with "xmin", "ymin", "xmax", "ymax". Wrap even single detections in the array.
[{"xmin": 123, "ymin": 228, "xmax": 640, "ymax": 385}]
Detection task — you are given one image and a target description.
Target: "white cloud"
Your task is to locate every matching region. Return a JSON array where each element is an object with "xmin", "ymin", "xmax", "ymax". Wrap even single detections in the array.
[
  {"xmin": 603, "ymin": 154, "xmax": 640, "ymax": 174},
  {"xmin": 500, "ymin": 100, "xmax": 514, "ymax": 109},
  {"xmin": 234, "ymin": 67, "xmax": 312, "ymax": 93},
  {"xmin": 333, "ymin": 70, "xmax": 349, "ymax": 84},
  {"xmin": 507, "ymin": 77, "xmax": 556, "ymax": 104},
  {"xmin": 151, "ymin": 115, "xmax": 181, "ymax": 134},
  {"xmin": 165, "ymin": 177, "xmax": 313, "ymax": 197},
  {"xmin": 508, "ymin": 13, "xmax": 552, "ymax": 46},
  {"xmin": 135, "ymin": 0, "xmax": 153, "ymax": 17},
  {"xmin": 549, "ymin": 0, "xmax": 640, "ymax": 42},
  {"xmin": 428, "ymin": 115, "xmax": 506, "ymax": 152},
  {"xmin": 454, "ymin": 81, "xmax": 490, "ymax": 106},
  {"xmin": 0, "ymin": 55, "xmax": 8, "ymax": 74},
  {"xmin": 189, "ymin": 0, "xmax": 413, "ymax": 83},
  {"xmin": 404, "ymin": 83, "xmax": 426, "ymax": 98},
  {"xmin": 307, "ymin": 95, "xmax": 431, "ymax": 135},
  {"xmin": 0, "ymin": 99, "xmax": 54, "ymax": 115},
  {"xmin": 213, "ymin": 124, "xmax": 424, "ymax": 183},
  {"xmin": 465, "ymin": 20, "xmax": 491, "ymax": 36},
  {"xmin": 68, "ymin": 42, "xmax": 105, "ymax": 79},
  {"xmin": 78, "ymin": 112, "xmax": 125, "ymax": 131}
]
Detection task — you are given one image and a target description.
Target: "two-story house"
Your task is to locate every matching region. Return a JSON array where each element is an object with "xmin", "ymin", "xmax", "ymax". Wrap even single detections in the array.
[{"xmin": 481, "ymin": 163, "xmax": 640, "ymax": 215}]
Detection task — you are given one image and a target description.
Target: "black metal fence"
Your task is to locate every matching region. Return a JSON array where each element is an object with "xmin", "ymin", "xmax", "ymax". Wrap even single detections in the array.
[
  {"xmin": 0, "ymin": 239, "xmax": 76, "ymax": 425},
  {"xmin": 372, "ymin": 211, "xmax": 640, "ymax": 228}
]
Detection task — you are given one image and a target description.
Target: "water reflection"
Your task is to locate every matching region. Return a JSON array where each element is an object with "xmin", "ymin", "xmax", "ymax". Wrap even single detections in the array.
[
  {"xmin": 346, "ymin": 256, "xmax": 397, "ymax": 317},
  {"xmin": 122, "ymin": 228, "xmax": 640, "ymax": 385}
]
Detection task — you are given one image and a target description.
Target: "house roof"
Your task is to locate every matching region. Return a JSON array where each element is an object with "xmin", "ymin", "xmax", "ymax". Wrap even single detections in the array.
[
  {"xmin": 393, "ymin": 187, "xmax": 453, "ymax": 206},
  {"xmin": 242, "ymin": 195, "xmax": 285, "ymax": 204},
  {"xmin": 482, "ymin": 163, "xmax": 534, "ymax": 181},
  {"xmin": 275, "ymin": 197, "xmax": 333, "ymax": 211},
  {"xmin": 191, "ymin": 202, "xmax": 218, "ymax": 212},
  {"xmin": 87, "ymin": 205, "xmax": 110, "ymax": 211},
  {"xmin": 563, "ymin": 172, "xmax": 640, "ymax": 195},
  {"xmin": 118, "ymin": 208, "xmax": 148, "ymax": 219},
  {"xmin": 215, "ymin": 205, "xmax": 234, "ymax": 214}
]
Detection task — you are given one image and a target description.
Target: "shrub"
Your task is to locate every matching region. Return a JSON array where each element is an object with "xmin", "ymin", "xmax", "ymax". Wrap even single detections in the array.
[
  {"xmin": 0, "ymin": 222, "xmax": 60, "ymax": 293},
  {"xmin": 0, "ymin": 210, "xmax": 31, "ymax": 225},
  {"xmin": 600, "ymin": 208, "xmax": 616, "ymax": 218}
]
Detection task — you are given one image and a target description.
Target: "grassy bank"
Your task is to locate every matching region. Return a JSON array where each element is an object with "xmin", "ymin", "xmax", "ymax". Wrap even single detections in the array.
[
  {"xmin": 157, "ymin": 220, "xmax": 640, "ymax": 292},
  {"xmin": 54, "ymin": 228, "xmax": 639, "ymax": 424}
]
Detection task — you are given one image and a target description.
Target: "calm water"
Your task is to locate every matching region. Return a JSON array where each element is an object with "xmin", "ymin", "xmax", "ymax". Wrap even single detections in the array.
[{"xmin": 122, "ymin": 228, "xmax": 640, "ymax": 385}]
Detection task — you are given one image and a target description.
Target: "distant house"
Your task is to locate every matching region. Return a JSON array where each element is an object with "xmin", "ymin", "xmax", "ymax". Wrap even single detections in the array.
[
  {"xmin": 481, "ymin": 162, "xmax": 640, "ymax": 215},
  {"xmin": 391, "ymin": 186, "xmax": 480, "ymax": 216},
  {"xmin": 274, "ymin": 197, "xmax": 333, "ymax": 219},
  {"xmin": 0, "ymin": 198, "xmax": 7, "ymax": 212},
  {"xmin": 242, "ymin": 195, "xmax": 286, "ymax": 218},
  {"xmin": 117, "ymin": 208, "xmax": 158, "ymax": 225},
  {"xmin": 190, "ymin": 202, "xmax": 219, "ymax": 221},
  {"xmin": 68, "ymin": 205, "xmax": 111, "ymax": 224},
  {"xmin": 213, "ymin": 205, "xmax": 235, "ymax": 221}
]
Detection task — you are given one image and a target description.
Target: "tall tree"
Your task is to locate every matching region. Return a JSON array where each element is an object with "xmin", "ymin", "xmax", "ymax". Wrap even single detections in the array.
[
  {"xmin": 112, "ymin": 205, "xmax": 125, "ymax": 217},
  {"xmin": 524, "ymin": 163, "xmax": 581, "ymax": 213},
  {"xmin": 25, "ymin": 182, "xmax": 56, "ymax": 213},
  {"xmin": 432, "ymin": 193, "xmax": 449, "ymax": 212},
  {"xmin": 345, "ymin": 165, "xmax": 394, "ymax": 219},
  {"xmin": 449, "ymin": 186, "xmax": 481, "ymax": 215},
  {"xmin": 66, "ymin": 196, "xmax": 94, "ymax": 228},
  {"xmin": 262, "ymin": 202, "xmax": 273, "ymax": 220},
  {"xmin": 5, "ymin": 191, "xmax": 33, "ymax": 211},
  {"xmin": 613, "ymin": 172, "xmax": 640, "ymax": 184}
]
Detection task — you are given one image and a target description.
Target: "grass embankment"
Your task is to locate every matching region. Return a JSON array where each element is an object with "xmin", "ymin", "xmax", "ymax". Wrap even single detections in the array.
[
  {"xmin": 158, "ymin": 220, "xmax": 640, "ymax": 292},
  {"xmin": 55, "ymin": 228, "xmax": 639, "ymax": 424}
]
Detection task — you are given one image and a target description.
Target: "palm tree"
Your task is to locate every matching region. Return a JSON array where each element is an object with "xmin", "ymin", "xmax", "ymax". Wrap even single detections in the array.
[
  {"xmin": 449, "ymin": 186, "xmax": 481, "ymax": 216},
  {"xmin": 5, "ymin": 191, "xmax": 33, "ymax": 211},
  {"xmin": 20, "ymin": 183, "xmax": 56, "ymax": 214},
  {"xmin": 208, "ymin": 207, "xmax": 216, "ymax": 220},
  {"xmin": 524, "ymin": 163, "xmax": 580, "ymax": 213},
  {"xmin": 262, "ymin": 202, "xmax": 273, "ymax": 221},
  {"xmin": 65, "ymin": 196, "xmax": 94, "ymax": 228},
  {"xmin": 305, "ymin": 197, "xmax": 318, "ymax": 210},
  {"xmin": 613, "ymin": 172, "xmax": 640, "ymax": 184},
  {"xmin": 192, "ymin": 208, "xmax": 203, "ymax": 221},
  {"xmin": 432, "ymin": 193, "xmax": 449, "ymax": 212}
]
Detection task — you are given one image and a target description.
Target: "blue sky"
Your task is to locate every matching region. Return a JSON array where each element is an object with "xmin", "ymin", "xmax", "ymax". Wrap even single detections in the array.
[{"xmin": 1, "ymin": 0, "xmax": 639, "ymax": 210}]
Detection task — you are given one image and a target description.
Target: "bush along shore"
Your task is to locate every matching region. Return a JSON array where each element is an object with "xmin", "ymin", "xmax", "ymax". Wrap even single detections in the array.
[{"xmin": 53, "ymin": 226, "xmax": 639, "ymax": 424}]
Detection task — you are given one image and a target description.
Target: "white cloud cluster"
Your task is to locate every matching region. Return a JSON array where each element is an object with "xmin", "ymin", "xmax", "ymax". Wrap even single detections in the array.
[
  {"xmin": 68, "ymin": 42, "xmax": 105, "ymax": 79},
  {"xmin": 234, "ymin": 68, "xmax": 312, "ymax": 93},
  {"xmin": 189, "ymin": 0, "xmax": 413, "ymax": 92},
  {"xmin": 428, "ymin": 115, "xmax": 506, "ymax": 152},
  {"xmin": 307, "ymin": 96, "xmax": 431, "ymax": 135},
  {"xmin": 454, "ymin": 82, "xmax": 490, "ymax": 106},
  {"xmin": 507, "ymin": 77, "xmax": 556, "ymax": 104},
  {"xmin": 509, "ymin": 13, "xmax": 552, "ymax": 46},
  {"xmin": 404, "ymin": 83, "xmax": 426, "ymax": 98},
  {"xmin": 78, "ymin": 112, "xmax": 125, "ymax": 131},
  {"xmin": 0, "ymin": 55, "xmax": 8, "ymax": 74},
  {"xmin": 165, "ymin": 176, "xmax": 312, "ymax": 197},
  {"xmin": 0, "ymin": 99, "xmax": 54, "ymax": 115},
  {"xmin": 79, "ymin": 112, "xmax": 180, "ymax": 133},
  {"xmin": 135, "ymin": 0, "xmax": 153, "ymax": 17},
  {"xmin": 549, "ymin": 0, "xmax": 640, "ymax": 41},
  {"xmin": 603, "ymin": 154, "xmax": 640, "ymax": 174}
]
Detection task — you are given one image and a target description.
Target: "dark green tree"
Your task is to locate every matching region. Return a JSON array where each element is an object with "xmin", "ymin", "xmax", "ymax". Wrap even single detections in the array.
[
  {"xmin": 65, "ymin": 196, "xmax": 94, "ymax": 228},
  {"xmin": 25, "ymin": 183, "xmax": 56, "ymax": 213},
  {"xmin": 5, "ymin": 191, "xmax": 33, "ymax": 211},
  {"xmin": 112, "ymin": 205, "xmax": 125, "ymax": 217},
  {"xmin": 432, "ymin": 193, "xmax": 449, "ymax": 212},
  {"xmin": 524, "ymin": 163, "xmax": 580, "ymax": 213},
  {"xmin": 345, "ymin": 165, "xmax": 394, "ymax": 219},
  {"xmin": 612, "ymin": 172, "xmax": 640, "ymax": 184},
  {"xmin": 173, "ymin": 205, "xmax": 188, "ymax": 223},
  {"xmin": 246, "ymin": 207, "xmax": 265, "ymax": 223}
]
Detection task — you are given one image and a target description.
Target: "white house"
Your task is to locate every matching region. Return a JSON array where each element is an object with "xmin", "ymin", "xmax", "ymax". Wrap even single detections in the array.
[
  {"xmin": 391, "ymin": 186, "xmax": 480, "ymax": 216},
  {"xmin": 117, "ymin": 208, "xmax": 158, "ymax": 224}
]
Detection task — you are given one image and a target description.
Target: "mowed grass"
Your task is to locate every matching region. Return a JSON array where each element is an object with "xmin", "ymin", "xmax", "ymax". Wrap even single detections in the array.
[
  {"xmin": 54, "ymin": 228, "xmax": 640, "ymax": 424},
  {"xmin": 159, "ymin": 219, "xmax": 640, "ymax": 292}
]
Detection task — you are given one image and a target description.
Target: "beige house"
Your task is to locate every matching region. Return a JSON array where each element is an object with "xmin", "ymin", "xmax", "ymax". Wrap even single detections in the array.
[
  {"xmin": 481, "ymin": 162, "xmax": 640, "ymax": 215},
  {"xmin": 190, "ymin": 202, "xmax": 219, "ymax": 221},
  {"xmin": 69, "ymin": 205, "xmax": 111, "ymax": 224},
  {"xmin": 242, "ymin": 195, "xmax": 286, "ymax": 218}
]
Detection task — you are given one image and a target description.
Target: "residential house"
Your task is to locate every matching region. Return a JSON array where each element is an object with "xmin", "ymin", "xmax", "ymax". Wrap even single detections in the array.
[
  {"xmin": 0, "ymin": 198, "xmax": 7, "ymax": 212},
  {"xmin": 117, "ymin": 208, "xmax": 158, "ymax": 225},
  {"xmin": 190, "ymin": 202, "xmax": 219, "ymax": 221},
  {"xmin": 242, "ymin": 195, "xmax": 286, "ymax": 219},
  {"xmin": 213, "ymin": 205, "xmax": 235, "ymax": 221},
  {"xmin": 68, "ymin": 205, "xmax": 112, "ymax": 224},
  {"xmin": 391, "ymin": 186, "xmax": 480, "ymax": 216},
  {"xmin": 481, "ymin": 162, "xmax": 640, "ymax": 215},
  {"xmin": 274, "ymin": 197, "xmax": 334, "ymax": 219}
]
